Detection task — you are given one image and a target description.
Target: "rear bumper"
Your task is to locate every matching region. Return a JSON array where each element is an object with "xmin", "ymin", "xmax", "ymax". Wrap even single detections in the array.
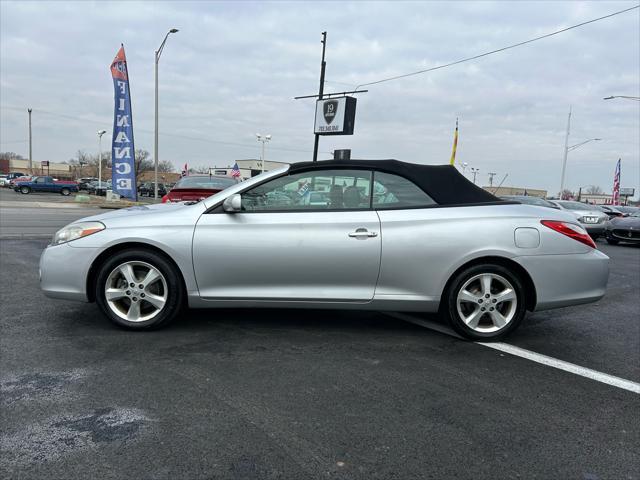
[
  {"xmin": 582, "ymin": 224, "xmax": 605, "ymax": 235},
  {"xmin": 515, "ymin": 249, "xmax": 609, "ymax": 311}
]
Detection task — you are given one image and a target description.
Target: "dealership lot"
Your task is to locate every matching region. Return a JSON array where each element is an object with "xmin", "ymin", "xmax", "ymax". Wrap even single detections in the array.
[{"xmin": 1, "ymin": 204, "xmax": 638, "ymax": 479}]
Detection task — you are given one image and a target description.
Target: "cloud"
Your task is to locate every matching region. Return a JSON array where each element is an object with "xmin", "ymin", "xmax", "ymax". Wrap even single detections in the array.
[{"xmin": 1, "ymin": 0, "xmax": 638, "ymax": 196}]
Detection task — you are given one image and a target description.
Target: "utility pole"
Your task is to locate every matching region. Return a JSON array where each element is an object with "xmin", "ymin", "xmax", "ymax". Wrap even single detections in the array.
[
  {"xmin": 312, "ymin": 31, "xmax": 327, "ymax": 163},
  {"xmin": 488, "ymin": 172, "xmax": 496, "ymax": 187},
  {"xmin": 559, "ymin": 105, "xmax": 572, "ymax": 197},
  {"xmin": 28, "ymin": 108, "xmax": 33, "ymax": 174}
]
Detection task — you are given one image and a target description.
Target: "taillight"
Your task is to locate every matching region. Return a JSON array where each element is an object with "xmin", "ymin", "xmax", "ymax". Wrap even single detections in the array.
[
  {"xmin": 540, "ymin": 220, "xmax": 596, "ymax": 249},
  {"xmin": 161, "ymin": 194, "xmax": 169, "ymax": 203}
]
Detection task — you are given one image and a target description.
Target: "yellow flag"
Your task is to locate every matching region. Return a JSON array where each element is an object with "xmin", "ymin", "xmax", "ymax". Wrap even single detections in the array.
[{"xmin": 449, "ymin": 118, "xmax": 459, "ymax": 165}]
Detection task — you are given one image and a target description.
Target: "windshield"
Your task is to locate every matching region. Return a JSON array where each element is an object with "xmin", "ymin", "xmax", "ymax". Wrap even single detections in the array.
[
  {"xmin": 174, "ymin": 176, "xmax": 237, "ymax": 190},
  {"xmin": 201, "ymin": 166, "xmax": 290, "ymax": 208},
  {"xmin": 556, "ymin": 201, "xmax": 596, "ymax": 211}
]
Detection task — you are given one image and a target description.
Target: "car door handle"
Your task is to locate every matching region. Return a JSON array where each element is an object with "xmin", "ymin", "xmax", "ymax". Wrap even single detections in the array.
[{"xmin": 348, "ymin": 228, "xmax": 378, "ymax": 238}]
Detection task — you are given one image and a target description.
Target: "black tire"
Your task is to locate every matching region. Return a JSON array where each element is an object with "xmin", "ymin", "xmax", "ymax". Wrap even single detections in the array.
[
  {"xmin": 606, "ymin": 238, "xmax": 619, "ymax": 245},
  {"xmin": 443, "ymin": 263, "xmax": 527, "ymax": 341},
  {"xmin": 94, "ymin": 249, "xmax": 184, "ymax": 330},
  {"xmin": 20, "ymin": 186, "xmax": 30, "ymax": 194},
  {"xmin": 60, "ymin": 188, "xmax": 70, "ymax": 196}
]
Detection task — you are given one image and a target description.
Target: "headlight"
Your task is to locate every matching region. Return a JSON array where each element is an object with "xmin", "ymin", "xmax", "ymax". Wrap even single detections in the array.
[{"xmin": 52, "ymin": 221, "xmax": 105, "ymax": 245}]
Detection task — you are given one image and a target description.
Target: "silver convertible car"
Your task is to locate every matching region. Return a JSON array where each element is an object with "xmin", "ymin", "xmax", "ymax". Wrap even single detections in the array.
[{"xmin": 40, "ymin": 159, "xmax": 609, "ymax": 340}]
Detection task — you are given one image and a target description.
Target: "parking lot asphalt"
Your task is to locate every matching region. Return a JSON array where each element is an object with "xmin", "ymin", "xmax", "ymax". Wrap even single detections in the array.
[{"xmin": 1, "ymin": 202, "xmax": 639, "ymax": 479}]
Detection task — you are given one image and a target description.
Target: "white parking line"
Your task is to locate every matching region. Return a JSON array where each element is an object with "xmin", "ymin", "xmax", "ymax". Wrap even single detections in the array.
[
  {"xmin": 388, "ymin": 312, "xmax": 640, "ymax": 394},
  {"xmin": 477, "ymin": 342, "xmax": 640, "ymax": 394}
]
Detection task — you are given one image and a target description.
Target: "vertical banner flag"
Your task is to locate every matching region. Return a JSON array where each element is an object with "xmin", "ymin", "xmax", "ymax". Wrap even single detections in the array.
[
  {"xmin": 612, "ymin": 158, "xmax": 621, "ymax": 205},
  {"xmin": 110, "ymin": 45, "xmax": 137, "ymax": 200},
  {"xmin": 449, "ymin": 118, "xmax": 459, "ymax": 165}
]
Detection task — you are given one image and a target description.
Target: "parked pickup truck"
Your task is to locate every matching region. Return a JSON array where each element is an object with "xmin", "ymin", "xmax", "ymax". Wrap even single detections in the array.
[{"xmin": 14, "ymin": 176, "xmax": 79, "ymax": 196}]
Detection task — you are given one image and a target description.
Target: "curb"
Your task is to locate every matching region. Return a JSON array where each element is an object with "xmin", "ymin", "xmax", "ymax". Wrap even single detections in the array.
[{"xmin": 0, "ymin": 234, "xmax": 52, "ymax": 240}]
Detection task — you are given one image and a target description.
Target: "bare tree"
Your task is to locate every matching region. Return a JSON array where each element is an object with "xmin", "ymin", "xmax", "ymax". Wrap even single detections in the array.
[
  {"xmin": 559, "ymin": 189, "xmax": 574, "ymax": 200},
  {"xmin": 158, "ymin": 160, "xmax": 175, "ymax": 173},
  {"xmin": 0, "ymin": 152, "xmax": 25, "ymax": 161},
  {"xmin": 134, "ymin": 149, "xmax": 153, "ymax": 179},
  {"xmin": 191, "ymin": 165, "xmax": 211, "ymax": 174},
  {"xmin": 586, "ymin": 185, "xmax": 604, "ymax": 195}
]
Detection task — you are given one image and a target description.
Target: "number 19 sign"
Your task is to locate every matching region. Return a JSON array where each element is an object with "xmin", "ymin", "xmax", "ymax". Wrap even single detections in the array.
[{"xmin": 314, "ymin": 96, "xmax": 357, "ymax": 136}]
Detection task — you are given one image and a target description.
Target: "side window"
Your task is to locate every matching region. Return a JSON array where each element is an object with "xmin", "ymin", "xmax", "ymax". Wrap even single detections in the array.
[
  {"xmin": 242, "ymin": 169, "xmax": 372, "ymax": 211},
  {"xmin": 373, "ymin": 172, "xmax": 436, "ymax": 209}
]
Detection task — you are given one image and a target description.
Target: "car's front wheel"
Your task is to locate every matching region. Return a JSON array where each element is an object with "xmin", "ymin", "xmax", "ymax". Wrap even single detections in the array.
[
  {"xmin": 20, "ymin": 186, "xmax": 30, "ymax": 194},
  {"xmin": 60, "ymin": 188, "xmax": 70, "ymax": 196},
  {"xmin": 444, "ymin": 264, "xmax": 526, "ymax": 341},
  {"xmin": 95, "ymin": 249, "xmax": 184, "ymax": 330}
]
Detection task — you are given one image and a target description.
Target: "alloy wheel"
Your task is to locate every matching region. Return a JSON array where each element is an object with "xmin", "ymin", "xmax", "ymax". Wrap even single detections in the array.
[
  {"xmin": 104, "ymin": 261, "xmax": 168, "ymax": 322},
  {"xmin": 455, "ymin": 273, "xmax": 518, "ymax": 333}
]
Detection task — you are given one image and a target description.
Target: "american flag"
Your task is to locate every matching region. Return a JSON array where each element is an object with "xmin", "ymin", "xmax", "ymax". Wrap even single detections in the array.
[
  {"xmin": 181, "ymin": 163, "xmax": 188, "ymax": 177},
  {"xmin": 612, "ymin": 158, "xmax": 621, "ymax": 206},
  {"xmin": 231, "ymin": 162, "xmax": 241, "ymax": 178}
]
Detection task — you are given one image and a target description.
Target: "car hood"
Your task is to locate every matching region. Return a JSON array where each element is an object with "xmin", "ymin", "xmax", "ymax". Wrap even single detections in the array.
[
  {"xmin": 609, "ymin": 216, "xmax": 640, "ymax": 228},
  {"xmin": 564, "ymin": 209, "xmax": 607, "ymax": 218}
]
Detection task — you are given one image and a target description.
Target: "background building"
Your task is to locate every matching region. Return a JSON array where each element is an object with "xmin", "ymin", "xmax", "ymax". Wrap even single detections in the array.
[{"xmin": 482, "ymin": 186, "xmax": 548, "ymax": 198}]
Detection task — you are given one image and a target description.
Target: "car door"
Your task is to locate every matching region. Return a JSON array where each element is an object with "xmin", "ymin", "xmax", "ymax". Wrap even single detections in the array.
[
  {"xmin": 192, "ymin": 169, "xmax": 381, "ymax": 302},
  {"xmin": 32, "ymin": 177, "xmax": 47, "ymax": 192}
]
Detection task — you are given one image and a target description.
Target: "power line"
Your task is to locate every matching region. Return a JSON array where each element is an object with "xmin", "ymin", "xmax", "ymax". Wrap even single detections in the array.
[
  {"xmin": 0, "ymin": 106, "xmax": 329, "ymax": 155},
  {"xmin": 334, "ymin": 4, "xmax": 640, "ymax": 90}
]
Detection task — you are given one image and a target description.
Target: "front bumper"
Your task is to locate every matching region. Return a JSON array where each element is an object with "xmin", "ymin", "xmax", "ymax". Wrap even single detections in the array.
[
  {"xmin": 39, "ymin": 242, "xmax": 99, "ymax": 302},
  {"xmin": 516, "ymin": 249, "xmax": 609, "ymax": 311},
  {"xmin": 605, "ymin": 228, "xmax": 640, "ymax": 243}
]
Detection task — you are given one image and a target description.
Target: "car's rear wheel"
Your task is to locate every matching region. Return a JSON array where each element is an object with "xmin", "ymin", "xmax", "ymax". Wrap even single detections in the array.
[
  {"xmin": 444, "ymin": 264, "xmax": 526, "ymax": 341},
  {"xmin": 60, "ymin": 188, "xmax": 70, "ymax": 196},
  {"xmin": 95, "ymin": 249, "xmax": 184, "ymax": 330},
  {"xmin": 20, "ymin": 186, "xmax": 30, "ymax": 194}
]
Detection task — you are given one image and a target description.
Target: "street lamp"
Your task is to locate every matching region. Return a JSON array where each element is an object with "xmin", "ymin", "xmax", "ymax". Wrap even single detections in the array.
[
  {"xmin": 603, "ymin": 95, "xmax": 640, "ymax": 101},
  {"xmin": 154, "ymin": 28, "xmax": 179, "ymax": 200},
  {"xmin": 560, "ymin": 137, "xmax": 601, "ymax": 196},
  {"xmin": 97, "ymin": 130, "xmax": 107, "ymax": 187},
  {"xmin": 567, "ymin": 138, "xmax": 601, "ymax": 152},
  {"xmin": 256, "ymin": 133, "xmax": 272, "ymax": 173}
]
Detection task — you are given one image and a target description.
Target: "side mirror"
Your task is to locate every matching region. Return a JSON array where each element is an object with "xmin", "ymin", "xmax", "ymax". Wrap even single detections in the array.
[{"xmin": 222, "ymin": 193, "xmax": 242, "ymax": 213}]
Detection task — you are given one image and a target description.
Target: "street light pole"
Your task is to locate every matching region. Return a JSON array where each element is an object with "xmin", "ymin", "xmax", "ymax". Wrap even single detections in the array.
[
  {"xmin": 154, "ymin": 28, "xmax": 179, "ymax": 201},
  {"xmin": 559, "ymin": 106, "xmax": 572, "ymax": 197},
  {"xmin": 470, "ymin": 167, "xmax": 480, "ymax": 184},
  {"xmin": 27, "ymin": 108, "xmax": 33, "ymax": 174},
  {"xmin": 97, "ymin": 130, "xmax": 107, "ymax": 187},
  {"xmin": 256, "ymin": 134, "xmax": 272, "ymax": 173}
]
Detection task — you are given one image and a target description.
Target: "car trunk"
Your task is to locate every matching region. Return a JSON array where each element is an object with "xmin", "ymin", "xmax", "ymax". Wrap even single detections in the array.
[{"xmin": 167, "ymin": 188, "xmax": 222, "ymax": 202}]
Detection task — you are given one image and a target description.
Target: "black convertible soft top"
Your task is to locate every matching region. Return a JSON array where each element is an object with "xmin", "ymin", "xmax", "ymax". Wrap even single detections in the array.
[{"xmin": 288, "ymin": 159, "xmax": 502, "ymax": 206}]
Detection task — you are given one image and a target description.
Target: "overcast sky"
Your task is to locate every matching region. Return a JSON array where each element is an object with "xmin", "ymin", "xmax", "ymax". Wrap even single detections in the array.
[{"xmin": 1, "ymin": 0, "xmax": 638, "ymax": 196}]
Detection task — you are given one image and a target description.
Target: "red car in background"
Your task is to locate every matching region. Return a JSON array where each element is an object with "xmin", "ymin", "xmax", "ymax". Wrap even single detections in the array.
[{"xmin": 161, "ymin": 175, "xmax": 238, "ymax": 203}]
